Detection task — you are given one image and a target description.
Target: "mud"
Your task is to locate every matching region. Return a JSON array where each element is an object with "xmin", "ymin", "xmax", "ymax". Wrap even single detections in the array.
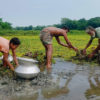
[
  {"xmin": 0, "ymin": 58, "xmax": 100, "ymax": 100},
  {"xmin": 72, "ymin": 50, "xmax": 100, "ymax": 65}
]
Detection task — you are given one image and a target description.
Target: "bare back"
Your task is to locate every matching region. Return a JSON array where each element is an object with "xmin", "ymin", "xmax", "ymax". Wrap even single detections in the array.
[
  {"xmin": 0, "ymin": 37, "xmax": 9, "ymax": 53},
  {"xmin": 42, "ymin": 27, "xmax": 66, "ymax": 36},
  {"xmin": 40, "ymin": 27, "xmax": 78, "ymax": 52}
]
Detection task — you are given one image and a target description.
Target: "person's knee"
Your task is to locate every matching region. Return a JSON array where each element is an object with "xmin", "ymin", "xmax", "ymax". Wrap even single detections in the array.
[{"xmin": 48, "ymin": 45, "xmax": 52, "ymax": 50}]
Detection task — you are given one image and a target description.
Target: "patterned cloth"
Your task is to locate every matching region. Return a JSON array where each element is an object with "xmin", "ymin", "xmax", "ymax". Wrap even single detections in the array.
[
  {"xmin": 95, "ymin": 27, "xmax": 100, "ymax": 38},
  {"xmin": 91, "ymin": 27, "xmax": 100, "ymax": 40},
  {"xmin": 40, "ymin": 30, "xmax": 52, "ymax": 44}
]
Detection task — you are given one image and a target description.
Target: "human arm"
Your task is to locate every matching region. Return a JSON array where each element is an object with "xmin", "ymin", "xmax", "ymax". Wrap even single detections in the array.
[
  {"xmin": 88, "ymin": 39, "xmax": 100, "ymax": 58},
  {"xmin": 3, "ymin": 53, "xmax": 14, "ymax": 71},
  {"xmin": 12, "ymin": 49, "xmax": 19, "ymax": 66},
  {"xmin": 82, "ymin": 38, "xmax": 93, "ymax": 55},
  {"xmin": 55, "ymin": 36, "xmax": 68, "ymax": 47},
  {"xmin": 63, "ymin": 32, "xmax": 78, "ymax": 52}
]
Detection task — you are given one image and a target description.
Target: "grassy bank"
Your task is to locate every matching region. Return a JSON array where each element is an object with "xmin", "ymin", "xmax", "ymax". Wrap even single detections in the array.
[
  {"xmin": 0, "ymin": 30, "xmax": 40, "ymax": 36},
  {"xmin": 0, "ymin": 30, "xmax": 98, "ymax": 65}
]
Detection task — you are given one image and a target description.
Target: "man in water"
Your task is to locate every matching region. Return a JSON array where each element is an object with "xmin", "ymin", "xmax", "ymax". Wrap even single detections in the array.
[
  {"xmin": 40, "ymin": 26, "xmax": 78, "ymax": 69},
  {"xmin": 0, "ymin": 37, "xmax": 21, "ymax": 71},
  {"xmin": 82, "ymin": 26, "xmax": 100, "ymax": 58}
]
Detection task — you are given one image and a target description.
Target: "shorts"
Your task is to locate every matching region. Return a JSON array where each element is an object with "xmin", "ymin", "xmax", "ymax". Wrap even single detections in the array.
[{"xmin": 40, "ymin": 31, "xmax": 52, "ymax": 44}]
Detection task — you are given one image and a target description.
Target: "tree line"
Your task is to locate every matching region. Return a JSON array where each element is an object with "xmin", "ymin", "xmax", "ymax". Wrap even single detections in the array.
[
  {"xmin": 59, "ymin": 17, "xmax": 100, "ymax": 30},
  {"xmin": 0, "ymin": 18, "xmax": 12, "ymax": 29},
  {"xmin": 0, "ymin": 17, "xmax": 100, "ymax": 30},
  {"xmin": 15, "ymin": 17, "xmax": 100, "ymax": 30}
]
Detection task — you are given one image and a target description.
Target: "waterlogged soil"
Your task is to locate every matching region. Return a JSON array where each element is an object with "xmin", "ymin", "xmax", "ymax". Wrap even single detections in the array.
[{"xmin": 0, "ymin": 58, "xmax": 100, "ymax": 100}]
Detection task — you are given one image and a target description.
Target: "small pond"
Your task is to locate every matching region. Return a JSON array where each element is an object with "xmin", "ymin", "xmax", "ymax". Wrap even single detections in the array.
[{"xmin": 0, "ymin": 58, "xmax": 100, "ymax": 100}]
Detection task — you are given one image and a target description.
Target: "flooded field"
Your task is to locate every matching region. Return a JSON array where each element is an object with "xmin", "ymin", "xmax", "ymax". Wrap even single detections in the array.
[{"xmin": 0, "ymin": 58, "xmax": 100, "ymax": 100}]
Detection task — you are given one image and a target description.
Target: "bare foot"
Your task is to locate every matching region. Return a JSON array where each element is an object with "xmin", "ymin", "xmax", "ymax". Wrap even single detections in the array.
[
  {"xmin": 47, "ymin": 64, "xmax": 52, "ymax": 69},
  {"xmin": 81, "ymin": 49, "xmax": 86, "ymax": 55}
]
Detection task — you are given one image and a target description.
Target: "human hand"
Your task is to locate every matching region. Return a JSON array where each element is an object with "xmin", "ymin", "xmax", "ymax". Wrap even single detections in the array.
[
  {"xmin": 88, "ymin": 53, "xmax": 94, "ymax": 58},
  {"xmin": 74, "ymin": 47, "xmax": 79, "ymax": 52},
  {"xmin": 16, "ymin": 63, "xmax": 19, "ymax": 67},
  {"xmin": 68, "ymin": 44, "xmax": 72, "ymax": 48},
  {"xmin": 81, "ymin": 49, "xmax": 86, "ymax": 55}
]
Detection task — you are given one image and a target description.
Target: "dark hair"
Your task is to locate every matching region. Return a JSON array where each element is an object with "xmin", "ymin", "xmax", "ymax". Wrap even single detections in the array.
[
  {"xmin": 86, "ymin": 26, "xmax": 95, "ymax": 31},
  {"xmin": 10, "ymin": 37, "xmax": 21, "ymax": 45},
  {"xmin": 62, "ymin": 26, "xmax": 70, "ymax": 32}
]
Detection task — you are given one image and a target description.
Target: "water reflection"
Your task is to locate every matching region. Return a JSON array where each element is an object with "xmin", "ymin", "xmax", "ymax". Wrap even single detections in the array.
[
  {"xmin": 2, "ymin": 58, "xmax": 100, "ymax": 100},
  {"xmin": 10, "ymin": 59, "xmax": 75, "ymax": 100},
  {"xmin": 11, "ymin": 92, "xmax": 38, "ymax": 100},
  {"xmin": 41, "ymin": 76, "xmax": 70, "ymax": 99},
  {"xmin": 85, "ymin": 75, "xmax": 100, "ymax": 98}
]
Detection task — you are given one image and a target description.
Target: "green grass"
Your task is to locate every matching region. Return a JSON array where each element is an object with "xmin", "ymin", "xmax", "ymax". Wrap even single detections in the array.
[
  {"xmin": 0, "ymin": 30, "xmax": 99, "ymax": 65},
  {"xmin": 0, "ymin": 30, "xmax": 40, "ymax": 36},
  {"xmin": 0, "ymin": 33, "xmax": 98, "ymax": 62}
]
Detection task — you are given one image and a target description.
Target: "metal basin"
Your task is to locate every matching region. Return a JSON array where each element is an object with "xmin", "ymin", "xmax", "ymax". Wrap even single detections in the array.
[
  {"xmin": 15, "ymin": 57, "xmax": 40, "ymax": 79},
  {"xmin": 0, "ymin": 55, "xmax": 13, "ymax": 62}
]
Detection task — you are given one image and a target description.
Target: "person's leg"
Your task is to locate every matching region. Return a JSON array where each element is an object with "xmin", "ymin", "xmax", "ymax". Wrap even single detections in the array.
[
  {"xmin": 42, "ymin": 43, "xmax": 47, "ymax": 59},
  {"xmin": 3, "ymin": 59, "xmax": 7, "ymax": 67},
  {"xmin": 40, "ymin": 31, "xmax": 53, "ymax": 68},
  {"xmin": 2, "ymin": 55, "xmax": 8, "ymax": 67},
  {"xmin": 45, "ymin": 44, "xmax": 53, "ymax": 69},
  {"xmin": 88, "ymin": 39, "xmax": 100, "ymax": 58}
]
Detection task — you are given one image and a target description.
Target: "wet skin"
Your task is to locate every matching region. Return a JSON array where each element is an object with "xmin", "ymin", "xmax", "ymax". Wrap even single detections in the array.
[
  {"xmin": 2, "ymin": 43, "xmax": 19, "ymax": 71},
  {"xmin": 41, "ymin": 27, "xmax": 78, "ymax": 69}
]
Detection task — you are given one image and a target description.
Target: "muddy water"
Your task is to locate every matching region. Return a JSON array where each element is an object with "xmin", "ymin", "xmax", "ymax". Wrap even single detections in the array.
[{"xmin": 0, "ymin": 58, "xmax": 100, "ymax": 100}]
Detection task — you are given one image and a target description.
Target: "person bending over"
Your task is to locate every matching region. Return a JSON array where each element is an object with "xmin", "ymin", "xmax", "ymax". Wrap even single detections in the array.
[
  {"xmin": 0, "ymin": 37, "xmax": 21, "ymax": 71},
  {"xmin": 40, "ymin": 26, "xmax": 78, "ymax": 69},
  {"xmin": 82, "ymin": 26, "xmax": 100, "ymax": 58}
]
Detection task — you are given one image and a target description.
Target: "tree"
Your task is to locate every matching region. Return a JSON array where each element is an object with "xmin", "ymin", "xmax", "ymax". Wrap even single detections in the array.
[
  {"xmin": 61, "ymin": 18, "xmax": 78, "ymax": 29},
  {"xmin": 1, "ymin": 22, "xmax": 12, "ymax": 29},
  {"xmin": 77, "ymin": 18, "xmax": 87, "ymax": 30},
  {"xmin": 88, "ymin": 17, "xmax": 100, "ymax": 28},
  {"xmin": 0, "ymin": 18, "xmax": 12, "ymax": 29}
]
